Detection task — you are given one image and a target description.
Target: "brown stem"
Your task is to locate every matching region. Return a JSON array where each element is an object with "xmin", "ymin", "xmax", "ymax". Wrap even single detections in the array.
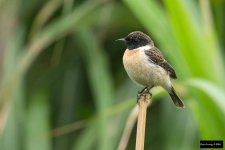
[{"xmin": 135, "ymin": 90, "xmax": 150, "ymax": 150}]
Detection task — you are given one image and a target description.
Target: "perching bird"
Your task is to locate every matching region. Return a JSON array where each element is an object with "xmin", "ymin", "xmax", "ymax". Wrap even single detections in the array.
[{"xmin": 117, "ymin": 31, "xmax": 184, "ymax": 108}]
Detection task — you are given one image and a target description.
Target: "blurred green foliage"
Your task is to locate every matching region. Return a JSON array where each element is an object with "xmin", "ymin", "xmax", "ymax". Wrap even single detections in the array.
[{"xmin": 0, "ymin": 0, "xmax": 225, "ymax": 150}]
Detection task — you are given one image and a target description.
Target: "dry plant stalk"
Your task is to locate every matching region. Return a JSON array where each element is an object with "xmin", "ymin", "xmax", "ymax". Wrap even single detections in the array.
[{"xmin": 135, "ymin": 90, "xmax": 150, "ymax": 150}]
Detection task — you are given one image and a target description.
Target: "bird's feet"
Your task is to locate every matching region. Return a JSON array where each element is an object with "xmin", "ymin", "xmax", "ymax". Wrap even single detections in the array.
[{"xmin": 137, "ymin": 87, "xmax": 152, "ymax": 103}]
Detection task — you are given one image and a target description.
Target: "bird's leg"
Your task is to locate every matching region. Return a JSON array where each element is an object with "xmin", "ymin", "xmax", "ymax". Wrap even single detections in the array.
[
  {"xmin": 137, "ymin": 86, "xmax": 152, "ymax": 103},
  {"xmin": 147, "ymin": 85, "xmax": 154, "ymax": 97},
  {"xmin": 140, "ymin": 87, "xmax": 148, "ymax": 93}
]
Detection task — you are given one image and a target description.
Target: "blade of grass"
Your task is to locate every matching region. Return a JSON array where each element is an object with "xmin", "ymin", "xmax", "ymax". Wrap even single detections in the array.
[
  {"xmin": 187, "ymin": 78, "xmax": 225, "ymax": 115},
  {"xmin": 75, "ymin": 28, "xmax": 114, "ymax": 150},
  {"xmin": 18, "ymin": 0, "xmax": 105, "ymax": 77},
  {"xmin": 199, "ymin": 0, "xmax": 225, "ymax": 85},
  {"xmin": 29, "ymin": 0, "xmax": 64, "ymax": 39},
  {"xmin": 188, "ymin": 96, "xmax": 225, "ymax": 139},
  {"xmin": 163, "ymin": 0, "xmax": 225, "ymax": 140},
  {"xmin": 0, "ymin": 0, "xmax": 105, "ymax": 135},
  {"xmin": 0, "ymin": 0, "xmax": 104, "ymax": 99},
  {"xmin": 0, "ymin": 27, "xmax": 25, "ymax": 136},
  {"xmin": 186, "ymin": 79, "xmax": 225, "ymax": 139},
  {"xmin": 164, "ymin": 0, "xmax": 224, "ymax": 84},
  {"xmin": 72, "ymin": 125, "xmax": 98, "ymax": 150},
  {"xmin": 0, "ymin": 81, "xmax": 25, "ymax": 150},
  {"xmin": 25, "ymin": 89, "xmax": 51, "ymax": 150}
]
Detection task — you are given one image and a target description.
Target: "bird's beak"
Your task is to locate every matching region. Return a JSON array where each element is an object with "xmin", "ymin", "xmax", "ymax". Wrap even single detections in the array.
[{"xmin": 115, "ymin": 38, "xmax": 126, "ymax": 42}]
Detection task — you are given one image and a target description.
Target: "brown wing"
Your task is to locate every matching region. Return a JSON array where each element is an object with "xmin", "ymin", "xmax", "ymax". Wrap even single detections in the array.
[{"xmin": 144, "ymin": 47, "xmax": 177, "ymax": 79}]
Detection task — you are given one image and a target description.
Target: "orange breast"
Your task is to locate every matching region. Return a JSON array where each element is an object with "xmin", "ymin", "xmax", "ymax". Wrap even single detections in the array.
[
  {"xmin": 123, "ymin": 49, "xmax": 142, "ymax": 65},
  {"xmin": 124, "ymin": 48, "xmax": 139, "ymax": 56},
  {"xmin": 123, "ymin": 48, "xmax": 143, "ymax": 73}
]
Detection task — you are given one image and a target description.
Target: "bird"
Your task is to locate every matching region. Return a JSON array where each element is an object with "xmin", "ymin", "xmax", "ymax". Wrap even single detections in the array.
[{"xmin": 116, "ymin": 31, "xmax": 184, "ymax": 108}]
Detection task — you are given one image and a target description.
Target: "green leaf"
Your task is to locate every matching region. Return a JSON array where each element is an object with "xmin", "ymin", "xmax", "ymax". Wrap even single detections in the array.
[
  {"xmin": 187, "ymin": 78, "xmax": 225, "ymax": 115},
  {"xmin": 186, "ymin": 78, "xmax": 225, "ymax": 139}
]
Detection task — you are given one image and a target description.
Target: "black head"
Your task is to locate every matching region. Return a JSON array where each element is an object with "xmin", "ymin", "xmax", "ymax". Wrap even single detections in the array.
[{"xmin": 116, "ymin": 31, "xmax": 153, "ymax": 50}]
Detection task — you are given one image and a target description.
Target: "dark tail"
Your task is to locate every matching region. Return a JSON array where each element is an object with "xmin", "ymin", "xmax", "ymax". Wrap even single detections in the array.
[{"xmin": 169, "ymin": 86, "xmax": 185, "ymax": 108}]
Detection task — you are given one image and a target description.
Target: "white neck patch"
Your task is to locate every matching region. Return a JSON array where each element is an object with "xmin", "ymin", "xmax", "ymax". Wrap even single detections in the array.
[{"xmin": 138, "ymin": 45, "xmax": 152, "ymax": 51}]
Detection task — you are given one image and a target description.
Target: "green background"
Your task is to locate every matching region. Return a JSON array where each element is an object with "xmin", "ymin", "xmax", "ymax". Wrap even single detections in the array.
[{"xmin": 0, "ymin": 0, "xmax": 225, "ymax": 149}]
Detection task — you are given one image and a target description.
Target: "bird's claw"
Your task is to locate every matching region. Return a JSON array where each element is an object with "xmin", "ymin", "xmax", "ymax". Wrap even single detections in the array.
[{"xmin": 137, "ymin": 87, "xmax": 152, "ymax": 103}]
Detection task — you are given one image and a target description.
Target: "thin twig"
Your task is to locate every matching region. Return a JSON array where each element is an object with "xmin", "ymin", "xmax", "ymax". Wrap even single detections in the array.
[{"xmin": 135, "ymin": 90, "xmax": 150, "ymax": 150}]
